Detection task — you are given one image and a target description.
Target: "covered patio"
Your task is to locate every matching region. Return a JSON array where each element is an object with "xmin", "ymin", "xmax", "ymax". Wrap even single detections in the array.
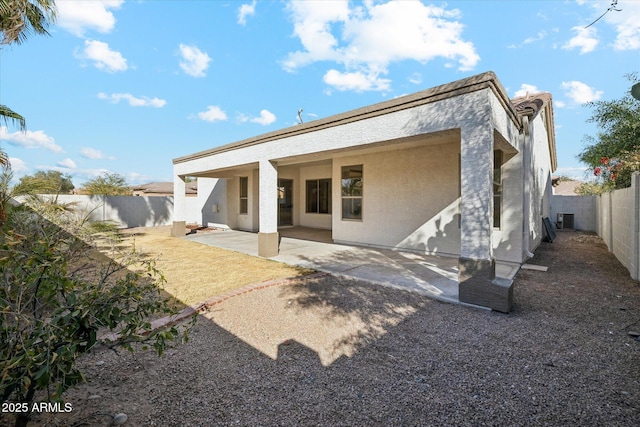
[
  {"xmin": 172, "ymin": 72, "xmax": 557, "ymax": 312},
  {"xmin": 184, "ymin": 227, "xmax": 520, "ymax": 306}
]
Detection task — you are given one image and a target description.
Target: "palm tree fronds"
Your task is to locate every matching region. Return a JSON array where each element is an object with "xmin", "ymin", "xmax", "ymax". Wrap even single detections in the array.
[
  {"xmin": 0, "ymin": 104, "xmax": 26, "ymax": 131},
  {"xmin": 0, "ymin": 0, "xmax": 57, "ymax": 45}
]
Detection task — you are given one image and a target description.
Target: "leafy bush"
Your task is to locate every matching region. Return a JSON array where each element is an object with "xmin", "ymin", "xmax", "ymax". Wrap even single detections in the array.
[
  {"xmin": 0, "ymin": 196, "xmax": 194, "ymax": 426},
  {"xmin": 574, "ymin": 181, "xmax": 613, "ymax": 196}
]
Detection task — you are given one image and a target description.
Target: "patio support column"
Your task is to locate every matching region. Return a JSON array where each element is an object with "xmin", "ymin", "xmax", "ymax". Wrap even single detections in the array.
[
  {"xmin": 171, "ymin": 174, "xmax": 186, "ymax": 237},
  {"xmin": 258, "ymin": 159, "xmax": 279, "ymax": 257},
  {"xmin": 458, "ymin": 123, "xmax": 513, "ymax": 313}
]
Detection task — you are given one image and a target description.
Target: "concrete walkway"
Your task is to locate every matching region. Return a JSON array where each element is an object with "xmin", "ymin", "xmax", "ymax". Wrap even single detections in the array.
[{"xmin": 185, "ymin": 228, "xmax": 464, "ymax": 304}]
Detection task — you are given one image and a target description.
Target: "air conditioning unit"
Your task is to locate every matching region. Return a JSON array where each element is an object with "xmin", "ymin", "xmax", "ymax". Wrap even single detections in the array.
[{"xmin": 557, "ymin": 213, "xmax": 575, "ymax": 230}]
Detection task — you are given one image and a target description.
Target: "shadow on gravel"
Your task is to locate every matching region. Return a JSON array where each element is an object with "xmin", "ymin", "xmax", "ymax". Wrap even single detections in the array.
[
  {"xmin": 13, "ymin": 231, "xmax": 640, "ymax": 427},
  {"xmin": 280, "ymin": 275, "xmax": 428, "ymax": 356}
]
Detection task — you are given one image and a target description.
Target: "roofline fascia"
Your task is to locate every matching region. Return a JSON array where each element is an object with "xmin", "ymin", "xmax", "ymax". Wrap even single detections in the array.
[{"xmin": 173, "ymin": 71, "xmax": 522, "ymax": 165}]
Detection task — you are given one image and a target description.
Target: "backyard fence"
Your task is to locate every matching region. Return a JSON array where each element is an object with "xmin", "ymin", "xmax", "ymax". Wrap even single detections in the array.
[
  {"xmin": 595, "ymin": 172, "xmax": 640, "ymax": 281},
  {"xmin": 31, "ymin": 195, "xmax": 199, "ymax": 229},
  {"xmin": 551, "ymin": 172, "xmax": 640, "ymax": 280}
]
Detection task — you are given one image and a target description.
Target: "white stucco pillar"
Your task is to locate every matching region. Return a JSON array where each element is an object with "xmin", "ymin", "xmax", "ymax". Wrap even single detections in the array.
[
  {"xmin": 171, "ymin": 174, "xmax": 186, "ymax": 237},
  {"xmin": 258, "ymin": 159, "xmax": 279, "ymax": 257},
  {"xmin": 460, "ymin": 123, "xmax": 494, "ymax": 261},
  {"xmin": 458, "ymin": 122, "xmax": 513, "ymax": 312}
]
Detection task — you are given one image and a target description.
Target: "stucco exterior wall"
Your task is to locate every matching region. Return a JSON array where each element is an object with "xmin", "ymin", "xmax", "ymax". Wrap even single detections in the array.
[
  {"xmin": 527, "ymin": 107, "xmax": 554, "ymax": 251},
  {"xmin": 196, "ymin": 177, "xmax": 227, "ymax": 227},
  {"xmin": 493, "ymin": 149, "xmax": 524, "ymax": 263},
  {"xmin": 225, "ymin": 168, "xmax": 258, "ymax": 232},
  {"xmin": 332, "ymin": 141, "xmax": 461, "ymax": 256},
  {"xmin": 489, "ymin": 90, "xmax": 525, "ymax": 263}
]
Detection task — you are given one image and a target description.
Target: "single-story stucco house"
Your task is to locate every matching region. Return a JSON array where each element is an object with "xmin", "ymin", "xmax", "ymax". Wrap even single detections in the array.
[{"xmin": 172, "ymin": 71, "xmax": 557, "ymax": 312}]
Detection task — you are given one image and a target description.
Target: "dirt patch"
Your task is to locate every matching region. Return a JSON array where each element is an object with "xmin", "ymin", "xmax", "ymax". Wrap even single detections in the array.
[
  {"xmin": 114, "ymin": 226, "xmax": 311, "ymax": 305},
  {"xmin": 3, "ymin": 231, "xmax": 639, "ymax": 426}
]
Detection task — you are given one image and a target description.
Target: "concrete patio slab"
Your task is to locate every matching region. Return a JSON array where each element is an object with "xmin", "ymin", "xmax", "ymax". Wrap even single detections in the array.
[{"xmin": 185, "ymin": 229, "xmax": 465, "ymax": 305}]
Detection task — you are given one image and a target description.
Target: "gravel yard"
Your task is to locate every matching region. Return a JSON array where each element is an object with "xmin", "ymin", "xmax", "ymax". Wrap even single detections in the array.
[{"xmin": 4, "ymin": 231, "xmax": 640, "ymax": 426}]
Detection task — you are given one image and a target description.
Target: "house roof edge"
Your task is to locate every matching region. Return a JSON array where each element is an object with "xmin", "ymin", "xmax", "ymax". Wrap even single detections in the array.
[{"xmin": 174, "ymin": 71, "xmax": 521, "ymax": 165}]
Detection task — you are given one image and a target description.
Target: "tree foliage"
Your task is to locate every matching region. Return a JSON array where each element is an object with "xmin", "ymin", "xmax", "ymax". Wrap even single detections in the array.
[
  {"xmin": 0, "ymin": 189, "xmax": 194, "ymax": 426},
  {"xmin": 82, "ymin": 172, "xmax": 131, "ymax": 196},
  {"xmin": 0, "ymin": 0, "xmax": 57, "ymax": 45},
  {"xmin": 1, "ymin": 0, "xmax": 58, "ymax": 131},
  {"xmin": 0, "ymin": 104, "xmax": 26, "ymax": 131},
  {"xmin": 15, "ymin": 170, "xmax": 74, "ymax": 194},
  {"xmin": 578, "ymin": 73, "xmax": 640, "ymax": 189}
]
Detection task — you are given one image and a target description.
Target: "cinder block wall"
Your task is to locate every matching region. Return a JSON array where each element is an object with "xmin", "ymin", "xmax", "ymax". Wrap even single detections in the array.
[
  {"xmin": 596, "ymin": 173, "xmax": 640, "ymax": 280},
  {"xmin": 550, "ymin": 195, "xmax": 597, "ymax": 231},
  {"xmin": 549, "ymin": 172, "xmax": 639, "ymax": 281},
  {"xmin": 29, "ymin": 195, "xmax": 200, "ymax": 229}
]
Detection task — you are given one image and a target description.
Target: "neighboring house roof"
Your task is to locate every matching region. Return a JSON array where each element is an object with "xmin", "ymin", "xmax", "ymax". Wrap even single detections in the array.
[
  {"xmin": 552, "ymin": 178, "xmax": 581, "ymax": 195},
  {"xmin": 511, "ymin": 92, "xmax": 558, "ymax": 171},
  {"xmin": 174, "ymin": 71, "xmax": 524, "ymax": 165},
  {"xmin": 132, "ymin": 181, "xmax": 197, "ymax": 195}
]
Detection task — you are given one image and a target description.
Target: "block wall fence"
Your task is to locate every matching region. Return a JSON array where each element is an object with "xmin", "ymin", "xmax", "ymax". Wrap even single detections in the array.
[{"xmin": 552, "ymin": 172, "xmax": 640, "ymax": 280}]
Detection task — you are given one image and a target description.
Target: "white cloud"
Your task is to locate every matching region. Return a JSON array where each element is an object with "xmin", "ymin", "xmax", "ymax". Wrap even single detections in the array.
[
  {"xmin": 563, "ymin": 26, "xmax": 598, "ymax": 54},
  {"xmin": 576, "ymin": 0, "xmax": 639, "ymax": 51},
  {"xmin": 561, "ymin": 81, "xmax": 603, "ymax": 104},
  {"xmin": 196, "ymin": 106, "xmax": 228, "ymax": 122},
  {"xmin": 57, "ymin": 0, "xmax": 123, "ymax": 37},
  {"xmin": 524, "ymin": 30, "xmax": 547, "ymax": 45},
  {"xmin": 0, "ymin": 126, "xmax": 63, "ymax": 152},
  {"xmin": 98, "ymin": 92, "xmax": 166, "ymax": 108},
  {"xmin": 283, "ymin": 0, "xmax": 479, "ymax": 92},
  {"xmin": 408, "ymin": 72, "xmax": 422, "ymax": 85},
  {"xmin": 555, "ymin": 100, "xmax": 566, "ymax": 108},
  {"xmin": 238, "ymin": 1, "xmax": 257, "ymax": 25},
  {"xmin": 179, "ymin": 44, "xmax": 211, "ymax": 77},
  {"xmin": 8, "ymin": 157, "xmax": 27, "ymax": 173},
  {"xmin": 323, "ymin": 69, "xmax": 391, "ymax": 92},
  {"xmin": 606, "ymin": 1, "xmax": 640, "ymax": 50},
  {"xmin": 57, "ymin": 158, "xmax": 77, "ymax": 169},
  {"xmin": 80, "ymin": 147, "xmax": 114, "ymax": 160},
  {"xmin": 78, "ymin": 40, "xmax": 128, "ymax": 72},
  {"xmin": 250, "ymin": 110, "xmax": 277, "ymax": 126},
  {"xmin": 126, "ymin": 171, "xmax": 156, "ymax": 185},
  {"xmin": 514, "ymin": 83, "xmax": 540, "ymax": 98}
]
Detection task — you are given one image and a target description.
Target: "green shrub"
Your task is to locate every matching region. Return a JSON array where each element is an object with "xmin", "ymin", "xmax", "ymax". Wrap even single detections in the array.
[{"xmin": 0, "ymin": 198, "xmax": 194, "ymax": 427}]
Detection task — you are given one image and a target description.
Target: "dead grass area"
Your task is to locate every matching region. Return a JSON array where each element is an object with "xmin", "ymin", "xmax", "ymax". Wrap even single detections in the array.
[{"xmin": 113, "ymin": 226, "xmax": 311, "ymax": 306}]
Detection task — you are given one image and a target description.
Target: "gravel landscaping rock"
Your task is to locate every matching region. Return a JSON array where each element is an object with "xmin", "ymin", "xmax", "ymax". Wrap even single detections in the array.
[{"xmin": 3, "ymin": 231, "xmax": 639, "ymax": 426}]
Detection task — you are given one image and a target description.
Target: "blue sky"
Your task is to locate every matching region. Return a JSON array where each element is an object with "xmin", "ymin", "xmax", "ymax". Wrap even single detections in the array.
[{"xmin": 1, "ymin": 0, "xmax": 639, "ymax": 187}]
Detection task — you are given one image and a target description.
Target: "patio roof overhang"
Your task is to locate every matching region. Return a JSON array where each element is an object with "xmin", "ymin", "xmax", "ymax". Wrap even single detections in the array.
[{"xmin": 174, "ymin": 71, "xmax": 522, "ymax": 168}]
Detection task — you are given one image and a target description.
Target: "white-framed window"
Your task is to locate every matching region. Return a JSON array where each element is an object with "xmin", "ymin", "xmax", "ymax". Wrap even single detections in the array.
[
  {"xmin": 341, "ymin": 165, "xmax": 363, "ymax": 220},
  {"xmin": 306, "ymin": 179, "xmax": 331, "ymax": 214},
  {"xmin": 493, "ymin": 150, "xmax": 503, "ymax": 228},
  {"xmin": 239, "ymin": 176, "xmax": 248, "ymax": 215}
]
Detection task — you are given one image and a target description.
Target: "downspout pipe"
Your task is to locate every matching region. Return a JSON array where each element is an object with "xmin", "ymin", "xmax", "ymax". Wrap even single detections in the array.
[{"xmin": 521, "ymin": 114, "xmax": 535, "ymax": 259}]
